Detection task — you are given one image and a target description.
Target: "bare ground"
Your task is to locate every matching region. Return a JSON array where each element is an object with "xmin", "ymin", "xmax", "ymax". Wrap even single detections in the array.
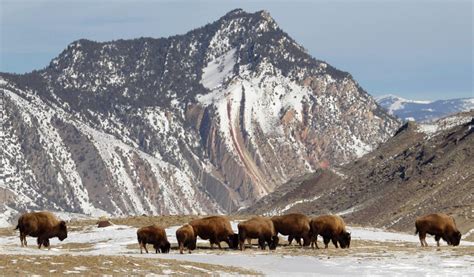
[
  {"xmin": 0, "ymin": 254, "xmax": 259, "ymax": 275},
  {"xmin": 1, "ymin": 215, "xmax": 473, "ymax": 275}
]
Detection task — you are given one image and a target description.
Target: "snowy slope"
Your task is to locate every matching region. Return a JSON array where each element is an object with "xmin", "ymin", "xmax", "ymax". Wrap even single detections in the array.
[
  {"xmin": 0, "ymin": 9, "xmax": 399, "ymax": 222},
  {"xmin": 376, "ymin": 94, "xmax": 474, "ymax": 122},
  {"xmin": 0, "ymin": 221, "xmax": 473, "ymax": 275},
  {"xmin": 0, "ymin": 79, "xmax": 222, "ymax": 224}
]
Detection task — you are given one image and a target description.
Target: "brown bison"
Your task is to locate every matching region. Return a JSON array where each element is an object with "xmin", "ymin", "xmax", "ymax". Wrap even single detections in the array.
[
  {"xmin": 176, "ymin": 224, "xmax": 197, "ymax": 254},
  {"xmin": 237, "ymin": 216, "xmax": 279, "ymax": 250},
  {"xmin": 309, "ymin": 215, "xmax": 351, "ymax": 249},
  {"xmin": 15, "ymin": 211, "xmax": 67, "ymax": 249},
  {"xmin": 137, "ymin": 224, "xmax": 171, "ymax": 254},
  {"xmin": 415, "ymin": 213, "xmax": 462, "ymax": 247},
  {"xmin": 271, "ymin": 213, "xmax": 311, "ymax": 246},
  {"xmin": 189, "ymin": 216, "xmax": 238, "ymax": 249},
  {"xmin": 97, "ymin": 220, "xmax": 112, "ymax": 228}
]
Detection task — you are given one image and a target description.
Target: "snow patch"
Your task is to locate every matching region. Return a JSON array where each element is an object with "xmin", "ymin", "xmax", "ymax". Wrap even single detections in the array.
[{"xmin": 201, "ymin": 48, "xmax": 236, "ymax": 90}]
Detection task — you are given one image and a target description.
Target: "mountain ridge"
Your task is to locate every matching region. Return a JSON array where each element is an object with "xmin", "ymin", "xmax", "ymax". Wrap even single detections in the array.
[
  {"xmin": 0, "ymin": 9, "xmax": 399, "ymax": 223},
  {"xmin": 376, "ymin": 94, "xmax": 474, "ymax": 122}
]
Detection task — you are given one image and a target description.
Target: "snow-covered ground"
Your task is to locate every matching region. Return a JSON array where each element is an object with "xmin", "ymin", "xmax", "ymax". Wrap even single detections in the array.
[{"xmin": 1, "ymin": 221, "xmax": 473, "ymax": 275}]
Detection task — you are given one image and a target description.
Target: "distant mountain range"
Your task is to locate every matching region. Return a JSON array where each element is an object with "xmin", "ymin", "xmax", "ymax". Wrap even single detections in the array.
[{"xmin": 376, "ymin": 94, "xmax": 474, "ymax": 122}]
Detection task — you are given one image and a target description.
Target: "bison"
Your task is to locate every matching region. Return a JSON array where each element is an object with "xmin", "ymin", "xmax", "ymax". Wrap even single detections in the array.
[
  {"xmin": 97, "ymin": 220, "xmax": 112, "ymax": 228},
  {"xmin": 176, "ymin": 224, "xmax": 197, "ymax": 254},
  {"xmin": 271, "ymin": 213, "xmax": 311, "ymax": 246},
  {"xmin": 189, "ymin": 216, "xmax": 238, "ymax": 250},
  {"xmin": 15, "ymin": 211, "xmax": 67, "ymax": 249},
  {"xmin": 309, "ymin": 215, "xmax": 351, "ymax": 249},
  {"xmin": 137, "ymin": 224, "xmax": 171, "ymax": 254},
  {"xmin": 415, "ymin": 213, "xmax": 462, "ymax": 247},
  {"xmin": 237, "ymin": 216, "xmax": 279, "ymax": 251}
]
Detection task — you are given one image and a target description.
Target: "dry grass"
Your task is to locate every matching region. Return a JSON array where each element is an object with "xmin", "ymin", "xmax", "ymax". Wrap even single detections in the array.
[
  {"xmin": 65, "ymin": 214, "xmax": 253, "ymax": 231},
  {"xmin": 0, "ymin": 226, "xmax": 15, "ymax": 237},
  {"xmin": 0, "ymin": 254, "xmax": 260, "ymax": 275}
]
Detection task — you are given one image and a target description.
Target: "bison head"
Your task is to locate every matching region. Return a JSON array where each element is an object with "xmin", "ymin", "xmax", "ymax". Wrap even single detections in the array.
[
  {"xmin": 269, "ymin": 235, "xmax": 279, "ymax": 250},
  {"xmin": 228, "ymin": 233, "xmax": 239, "ymax": 249},
  {"xmin": 160, "ymin": 241, "xmax": 171, "ymax": 253},
  {"xmin": 57, "ymin": 221, "xmax": 68, "ymax": 241},
  {"xmin": 339, "ymin": 231, "xmax": 351, "ymax": 249},
  {"xmin": 449, "ymin": 231, "xmax": 462, "ymax": 246}
]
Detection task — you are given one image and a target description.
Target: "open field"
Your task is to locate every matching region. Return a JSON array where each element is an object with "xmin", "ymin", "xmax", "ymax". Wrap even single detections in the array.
[
  {"xmin": 1, "ymin": 216, "xmax": 473, "ymax": 275},
  {"xmin": 0, "ymin": 253, "xmax": 258, "ymax": 275}
]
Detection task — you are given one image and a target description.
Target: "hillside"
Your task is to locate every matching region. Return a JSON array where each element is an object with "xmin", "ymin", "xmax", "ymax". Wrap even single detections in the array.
[
  {"xmin": 0, "ymin": 9, "xmax": 399, "ymax": 222},
  {"xmin": 242, "ymin": 111, "xmax": 474, "ymax": 233}
]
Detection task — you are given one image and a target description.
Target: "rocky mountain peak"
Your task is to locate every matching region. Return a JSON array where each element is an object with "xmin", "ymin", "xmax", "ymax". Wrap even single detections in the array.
[{"xmin": 1, "ymin": 9, "xmax": 400, "ymax": 222}]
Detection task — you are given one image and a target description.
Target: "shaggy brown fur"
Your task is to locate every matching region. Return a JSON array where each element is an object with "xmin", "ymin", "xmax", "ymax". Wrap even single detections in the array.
[
  {"xmin": 15, "ymin": 211, "xmax": 67, "ymax": 249},
  {"xmin": 137, "ymin": 225, "xmax": 170, "ymax": 254},
  {"xmin": 309, "ymin": 215, "xmax": 351, "ymax": 249},
  {"xmin": 415, "ymin": 213, "xmax": 462, "ymax": 247},
  {"xmin": 176, "ymin": 224, "xmax": 197, "ymax": 254},
  {"xmin": 188, "ymin": 216, "xmax": 238, "ymax": 249},
  {"xmin": 271, "ymin": 213, "xmax": 311, "ymax": 246},
  {"xmin": 238, "ymin": 217, "xmax": 279, "ymax": 251},
  {"xmin": 97, "ymin": 220, "xmax": 112, "ymax": 228}
]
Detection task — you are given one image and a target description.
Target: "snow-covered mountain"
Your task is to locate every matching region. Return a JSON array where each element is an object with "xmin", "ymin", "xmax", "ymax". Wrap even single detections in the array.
[
  {"xmin": 376, "ymin": 94, "xmax": 474, "ymax": 122},
  {"xmin": 0, "ymin": 9, "xmax": 399, "ymax": 222}
]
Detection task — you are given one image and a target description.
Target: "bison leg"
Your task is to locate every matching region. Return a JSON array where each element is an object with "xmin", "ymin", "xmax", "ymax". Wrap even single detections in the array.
[
  {"xmin": 302, "ymin": 236, "xmax": 310, "ymax": 247},
  {"xmin": 418, "ymin": 232, "xmax": 428, "ymax": 247},
  {"xmin": 37, "ymin": 237, "xmax": 43, "ymax": 249},
  {"xmin": 332, "ymin": 238, "xmax": 339, "ymax": 248},
  {"xmin": 179, "ymin": 242, "xmax": 184, "ymax": 254},
  {"xmin": 20, "ymin": 233, "xmax": 26, "ymax": 247},
  {"xmin": 311, "ymin": 234, "xmax": 319, "ymax": 249},
  {"xmin": 288, "ymin": 235, "xmax": 293, "ymax": 246},
  {"xmin": 43, "ymin": 238, "xmax": 50, "ymax": 250},
  {"xmin": 143, "ymin": 243, "xmax": 149, "ymax": 254},
  {"xmin": 209, "ymin": 241, "xmax": 214, "ymax": 250},
  {"xmin": 258, "ymin": 237, "xmax": 266, "ymax": 250},
  {"xmin": 217, "ymin": 242, "xmax": 222, "ymax": 249},
  {"xmin": 246, "ymin": 238, "xmax": 252, "ymax": 246},
  {"xmin": 265, "ymin": 237, "xmax": 274, "ymax": 250},
  {"xmin": 239, "ymin": 238, "xmax": 245, "ymax": 251},
  {"xmin": 435, "ymin": 235, "xmax": 441, "ymax": 247},
  {"xmin": 323, "ymin": 237, "xmax": 330, "ymax": 249},
  {"xmin": 36, "ymin": 237, "xmax": 51, "ymax": 249}
]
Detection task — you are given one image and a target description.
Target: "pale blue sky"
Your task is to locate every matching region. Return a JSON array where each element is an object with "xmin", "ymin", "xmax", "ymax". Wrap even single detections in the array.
[{"xmin": 0, "ymin": 0, "xmax": 472, "ymax": 100}]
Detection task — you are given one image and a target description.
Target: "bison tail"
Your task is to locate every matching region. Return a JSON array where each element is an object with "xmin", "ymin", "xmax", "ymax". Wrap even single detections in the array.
[
  {"xmin": 14, "ymin": 224, "xmax": 20, "ymax": 230},
  {"xmin": 414, "ymin": 226, "xmax": 419, "ymax": 235}
]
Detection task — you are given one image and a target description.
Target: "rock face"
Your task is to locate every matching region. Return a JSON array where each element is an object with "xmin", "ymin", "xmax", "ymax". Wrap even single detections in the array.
[
  {"xmin": 0, "ymin": 9, "xmax": 399, "ymax": 220},
  {"xmin": 376, "ymin": 94, "xmax": 474, "ymax": 122},
  {"xmin": 242, "ymin": 111, "xmax": 474, "ymax": 233}
]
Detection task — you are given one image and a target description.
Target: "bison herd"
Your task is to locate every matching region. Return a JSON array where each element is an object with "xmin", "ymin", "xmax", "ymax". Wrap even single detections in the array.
[{"xmin": 14, "ymin": 212, "xmax": 463, "ymax": 253}]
